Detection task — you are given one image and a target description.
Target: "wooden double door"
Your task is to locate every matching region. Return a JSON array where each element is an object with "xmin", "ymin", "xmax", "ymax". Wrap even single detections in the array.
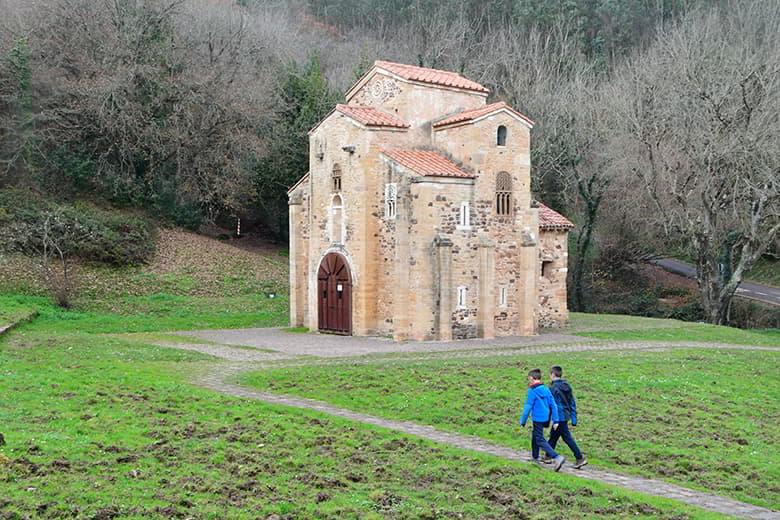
[{"xmin": 317, "ymin": 253, "xmax": 352, "ymax": 335}]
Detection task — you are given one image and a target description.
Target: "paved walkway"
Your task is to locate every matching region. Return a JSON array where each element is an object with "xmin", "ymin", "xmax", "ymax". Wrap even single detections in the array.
[
  {"xmin": 176, "ymin": 327, "xmax": 586, "ymax": 357},
  {"xmin": 159, "ymin": 332, "xmax": 780, "ymax": 519}
]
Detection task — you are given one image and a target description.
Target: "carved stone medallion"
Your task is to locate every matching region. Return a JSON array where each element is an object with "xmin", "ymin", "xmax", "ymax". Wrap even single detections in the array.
[{"xmin": 356, "ymin": 76, "xmax": 401, "ymax": 105}]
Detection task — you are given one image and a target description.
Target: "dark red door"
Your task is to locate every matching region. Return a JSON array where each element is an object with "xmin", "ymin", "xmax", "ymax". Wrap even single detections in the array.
[{"xmin": 317, "ymin": 253, "xmax": 352, "ymax": 335}]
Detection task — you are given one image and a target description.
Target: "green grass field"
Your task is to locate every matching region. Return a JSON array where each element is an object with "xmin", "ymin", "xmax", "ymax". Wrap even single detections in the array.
[
  {"xmin": 0, "ymin": 293, "xmax": 288, "ymax": 334},
  {"xmin": 0, "ymin": 297, "xmax": 37, "ymax": 329},
  {"xmin": 0, "ymin": 326, "xmax": 726, "ymax": 519},
  {"xmin": 2, "ymin": 229, "xmax": 778, "ymax": 517},
  {"xmin": 242, "ymin": 348, "xmax": 780, "ymax": 509},
  {"xmin": 565, "ymin": 313, "xmax": 780, "ymax": 346}
]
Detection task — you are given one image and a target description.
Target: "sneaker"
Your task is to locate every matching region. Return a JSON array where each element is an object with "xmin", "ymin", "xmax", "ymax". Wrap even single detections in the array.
[
  {"xmin": 573, "ymin": 458, "xmax": 588, "ymax": 469},
  {"xmin": 540, "ymin": 455, "xmax": 553, "ymax": 464},
  {"xmin": 553, "ymin": 455, "xmax": 566, "ymax": 472},
  {"xmin": 531, "ymin": 458, "xmax": 543, "ymax": 466}
]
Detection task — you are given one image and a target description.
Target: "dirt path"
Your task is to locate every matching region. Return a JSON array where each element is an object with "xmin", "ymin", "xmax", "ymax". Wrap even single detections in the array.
[{"xmin": 158, "ymin": 334, "xmax": 780, "ymax": 519}]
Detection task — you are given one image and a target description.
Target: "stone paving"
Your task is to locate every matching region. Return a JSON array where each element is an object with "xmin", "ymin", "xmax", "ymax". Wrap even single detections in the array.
[
  {"xmin": 159, "ymin": 331, "xmax": 780, "ymax": 519},
  {"xmin": 176, "ymin": 327, "xmax": 587, "ymax": 357}
]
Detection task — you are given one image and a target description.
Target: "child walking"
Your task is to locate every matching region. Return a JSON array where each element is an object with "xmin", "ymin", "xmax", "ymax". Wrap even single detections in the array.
[
  {"xmin": 544, "ymin": 365, "xmax": 587, "ymax": 469},
  {"xmin": 519, "ymin": 368, "xmax": 566, "ymax": 471}
]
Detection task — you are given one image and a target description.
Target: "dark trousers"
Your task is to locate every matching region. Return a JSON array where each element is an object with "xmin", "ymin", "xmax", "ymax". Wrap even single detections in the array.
[
  {"xmin": 548, "ymin": 421, "xmax": 582, "ymax": 460},
  {"xmin": 531, "ymin": 421, "xmax": 559, "ymax": 460}
]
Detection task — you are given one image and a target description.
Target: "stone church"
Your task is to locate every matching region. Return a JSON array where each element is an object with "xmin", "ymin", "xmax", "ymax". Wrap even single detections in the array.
[{"xmin": 288, "ymin": 60, "xmax": 573, "ymax": 341}]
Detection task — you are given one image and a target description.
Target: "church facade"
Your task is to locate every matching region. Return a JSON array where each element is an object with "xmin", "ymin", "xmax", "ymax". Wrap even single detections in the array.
[{"xmin": 288, "ymin": 60, "xmax": 573, "ymax": 341}]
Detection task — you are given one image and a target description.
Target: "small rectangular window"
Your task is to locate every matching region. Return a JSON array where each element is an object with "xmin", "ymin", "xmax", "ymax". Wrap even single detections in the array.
[
  {"xmin": 499, "ymin": 285, "xmax": 508, "ymax": 307},
  {"xmin": 385, "ymin": 183, "xmax": 397, "ymax": 219},
  {"xmin": 542, "ymin": 261, "xmax": 554, "ymax": 279},
  {"xmin": 457, "ymin": 201, "xmax": 471, "ymax": 229},
  {"xmin": 457, "ymin": 286, "xmax": 468, "ymax": 309}
]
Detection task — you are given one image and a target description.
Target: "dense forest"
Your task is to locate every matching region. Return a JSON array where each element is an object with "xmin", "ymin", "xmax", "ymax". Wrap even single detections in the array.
[{"xmin": 0, "ymin": 0, "xmax": 778, "ymax": 324}]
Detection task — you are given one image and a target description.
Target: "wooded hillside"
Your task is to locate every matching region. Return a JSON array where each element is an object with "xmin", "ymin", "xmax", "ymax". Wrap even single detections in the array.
[{"xmin": 1, "ymin": 0, "xmax": 777, "ymax": 324}]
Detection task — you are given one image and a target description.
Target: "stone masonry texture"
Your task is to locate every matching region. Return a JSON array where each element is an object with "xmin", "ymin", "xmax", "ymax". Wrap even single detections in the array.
[{"xmin": 289, "ymin": 60, "xmax": 573, "ymax": 340}]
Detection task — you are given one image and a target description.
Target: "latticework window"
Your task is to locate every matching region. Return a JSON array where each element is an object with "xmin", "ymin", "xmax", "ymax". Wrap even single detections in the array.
[
  {"xmin": 496, "ymin": 172, "xmax": 512, "ymax": 216},
  {"xmin": 332, "ymin": 164, "xmax": 342, "ymax": 192},
  {"xmin": 385, "ymin": 183, "xmax": 397, "ymax": 219}
]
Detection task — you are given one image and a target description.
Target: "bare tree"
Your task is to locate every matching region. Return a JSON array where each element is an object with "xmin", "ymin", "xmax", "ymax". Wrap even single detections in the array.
[
  {"xmin": 0, "ymin": 208, "xmax": 93, "ymax": 307},
  {"xmin": 2, "ymin": 0, "xmax": 284, "ymax": 221},
  {"xmin": 610, "ymin": 0, "xmax": 780, "ymax": 324},
  {"xmin": 539, "ymin": 76, "xmax": 615, "ymax": 311}
]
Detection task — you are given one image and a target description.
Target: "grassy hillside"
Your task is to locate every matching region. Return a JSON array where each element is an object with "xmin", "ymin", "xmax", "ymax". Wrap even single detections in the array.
[
  {"xmin": 746, "ymin": 257, "xmax": 780, "ymax": 287},
  {"xmin": 0, "ymin": 298, "xmax": 36, "ymax": 330},
  {"xmin": 0, "ymin": 229, "xmax": 290, "ymax": 332}
]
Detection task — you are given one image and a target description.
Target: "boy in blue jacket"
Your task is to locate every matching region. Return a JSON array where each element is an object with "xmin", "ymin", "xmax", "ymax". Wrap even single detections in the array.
[
  {"xmin": 544, "ymin": 365, "xmax": 587, "ymax": 469},
  {"xmin": 519, "ymin": 368, "xmax": 566, "ymax": 471}
]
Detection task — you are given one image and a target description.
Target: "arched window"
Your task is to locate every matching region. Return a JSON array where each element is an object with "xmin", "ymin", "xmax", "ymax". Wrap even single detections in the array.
[
  {"xmin": 497, "ymin": 125, "xmax": 507, "ymax": 146},
  {"xmin": 331, "ymin": 194, "xmax": 343, "ymax": 243},
  {"xmin": 496, "ymin": 172, "xmax": 512, "ymax": 216},
  {"xmin": 332, "ymin": 164, "xmax": 342, "ymax": 192}
]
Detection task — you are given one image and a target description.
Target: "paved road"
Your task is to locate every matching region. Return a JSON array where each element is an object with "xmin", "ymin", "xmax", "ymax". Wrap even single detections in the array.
[{"xmin": 651, "ymin": 258, "xmax": 780, "ymax": 307}]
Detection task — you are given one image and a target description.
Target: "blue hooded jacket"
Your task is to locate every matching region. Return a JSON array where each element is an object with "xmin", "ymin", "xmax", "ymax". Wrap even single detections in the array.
[
  {"xmin": 549, "ymin": 379, "xmax": 578, "ymax": 425},
  {"xmin": 519, "ymin": 382, "xmax": 561, "ymax": 426}
]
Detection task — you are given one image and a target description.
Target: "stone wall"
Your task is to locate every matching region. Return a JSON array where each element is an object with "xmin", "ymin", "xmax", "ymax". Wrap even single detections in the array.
[
  {"xmin": 288, "ymin": 180, "xmax": 310, "ymax": 328},
  {"xmin": 433, "ymin": 111, "xmax": 538, "ymax": 337},
  {"xmin": 348, "ymin": 71, "xmax": 485, "ymax": 144},
  {"xmin": 289, "ymin": 64, "xmax": 570, "ymax": 340},
  {"xmin": 538, "ymin": 229, "xmax": 569, "ymax": 327}
]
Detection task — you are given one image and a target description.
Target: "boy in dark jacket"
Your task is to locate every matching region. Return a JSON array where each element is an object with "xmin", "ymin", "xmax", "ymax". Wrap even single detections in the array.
[
  {"xmin": 544, "ymin": 365, "xmax": 587, "ymax": 469},
  {"xmin": 519, "ymin": 368, "xmax": 566, "ymax": 471}
]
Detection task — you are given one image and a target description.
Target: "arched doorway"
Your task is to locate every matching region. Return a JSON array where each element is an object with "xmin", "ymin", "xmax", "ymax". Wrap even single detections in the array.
[{"xmin": 317, "ymin": 252, "xmax": 352, "ymax": 335}]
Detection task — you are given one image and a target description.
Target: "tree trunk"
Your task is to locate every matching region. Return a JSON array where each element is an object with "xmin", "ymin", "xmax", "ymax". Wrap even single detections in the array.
[
  {"xmin": 697, "ymin": 247, "xmax": 743, "ymax": 326},
  {"xmin": 571, "ymin": 199, "xmax": 599, "ymax": 312}
]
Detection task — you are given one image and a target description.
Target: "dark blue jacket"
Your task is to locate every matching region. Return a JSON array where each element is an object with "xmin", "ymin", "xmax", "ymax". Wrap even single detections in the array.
[
  {"xmin": 520, "ymin": 382, "xmax": 561, "ymax": 426},
  {"xmin": 549, "ymin": 379, "xmax": 578, "ymax": 425}
]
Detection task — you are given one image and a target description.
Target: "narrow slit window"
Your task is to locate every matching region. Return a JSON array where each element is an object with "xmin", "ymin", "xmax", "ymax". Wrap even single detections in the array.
[
  {"xmin": 497, "ymin": 125, "xmax": 507, "ymax": 146},
  {"xmin": 457, "ymin": 286, "xmax": 468, "ymax": 308},
  {"xmin": 458, "ymin": 201, "xmax": 471, "ymax": 228},
  {"xmin": 496, "ymin": 172, "xmax": 512, "ymax": 216},
  {"xmin": 499, "ymin": 285, "xmax": 508, "ymax": 307},
  {"xmin": 385, "ymin": 183, "xmax": 397, "ymax": 219}
]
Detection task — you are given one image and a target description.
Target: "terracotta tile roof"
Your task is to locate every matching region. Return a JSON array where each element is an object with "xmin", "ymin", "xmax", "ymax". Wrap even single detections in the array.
[
  {"xmin": 335, "ymin": 104, "xmax": 409, "ymax": 128},
  {"xmin": 381, "ymin": 149, "xmax": 475, "ymax": 178},
  {"xmin": 374, "ymin": 60, "xmax": 489, "ymax": 94},
  {"xmin": 537, "ymin": 202, "xmax": 574, "ymax": 230},
  {"xmin": 433, "ymin": 101, "xmax": 535, "ymax": 128}
]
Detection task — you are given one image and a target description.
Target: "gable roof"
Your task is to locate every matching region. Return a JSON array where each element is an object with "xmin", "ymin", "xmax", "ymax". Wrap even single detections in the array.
[
  {"xmin": 374, "ymin": 61, "xmax": 489, "ymax": 94},
  {"xmin": 380, "ymin": 149, "xmax": 475, "ymax": 179},
  {"xmin": 537, "ymin": 202, "xmax": 574, "ymax": 230},
  {"xmin": 335, "ymin": 104, "xmax": 409, "ymax": 129},
  {"xmin": 433, "ymin": 101, "xmax": 535, "ymax": 129},
  {"xmin": 346, "ymin": 60, "xmax": 489, "ymax": 101},
  {"xmin": 287, "ymin": 171, "xmax": 309, "ymax": 195}
]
